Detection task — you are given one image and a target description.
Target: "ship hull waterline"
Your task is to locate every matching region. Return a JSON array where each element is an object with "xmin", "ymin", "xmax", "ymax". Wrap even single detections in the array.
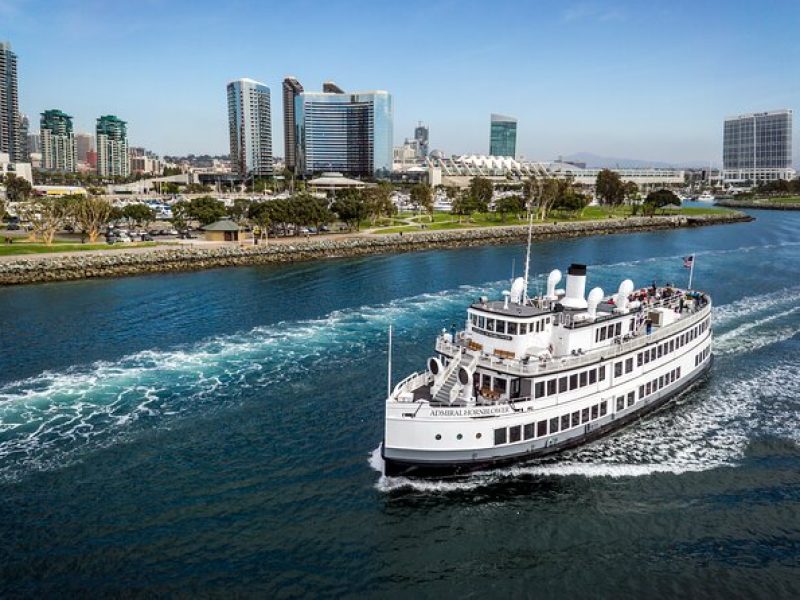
[{"xmin": 381, "ymin": 355, "xmax": 714, "ymax": 479}]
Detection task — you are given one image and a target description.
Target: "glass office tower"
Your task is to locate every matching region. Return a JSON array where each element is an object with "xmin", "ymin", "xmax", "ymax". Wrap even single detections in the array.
[
  {"xmin": 295, "ymin": 90, "xmax": 392, "ymax": 177},
  {"xmin": 489, "ymin": 114, "xmax": 517, "ymax": 158},
  {"xmin": 227, "ymin": 78, "xmax": 273, "ymax": 177},
  {"xmin": 282, "ymin": 77, "xmax": 303, "ymax": 173},
  {"xmin": 723, "ymin": 110, "xmax": 794, "ymax": 183},
  {"xmin": 0, "ymin": 42, "xmax": 23, "ymax": 162}
]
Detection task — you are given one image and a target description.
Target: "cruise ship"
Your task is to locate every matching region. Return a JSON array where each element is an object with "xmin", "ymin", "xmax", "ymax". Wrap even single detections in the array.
[{"xmin": 382, "ymin": 263, "xmax": 712, "ymax": 477}]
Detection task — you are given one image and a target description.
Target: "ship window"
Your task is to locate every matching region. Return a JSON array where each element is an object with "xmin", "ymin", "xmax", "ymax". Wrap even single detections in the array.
[
  {"xmin": 470, "ymin": 315, "xmax": 476, "ymax": 326},
  {"xmin": 659, "ymin": 375, "xmax": 664, "ymax": 388},
  {"xmin": 546, "ymin": 317, "xmax": 551, "ymax": 325},
  {"xmin": 537, "ymin": 420, "xmax": 547, "ymax": 437},
  {"xmin": 598, "ymin": 366, "xmax": 606, "ymax": 381},
  {"xmin": 591, "ymin": 404, "xmax": 599, "ymax": 420},
  {"xmin": 600, "ymin": 401, "xmax": 607, "ymax": 416},
  {"xmin": 677, "ymin": 367, "xmax": 681, "ymax": 378},
  {"xmin": 482, "ymin": 374, "xmax": 491, "ymax": 388},
  {"xmin": 559, "ymin": 377, "xmax": 568, "ymax": 393},
  {"xmin": 571, "ymin": 411, "xmax": 580, "ymax": 427},
  {"xmin": 669, "ymin": 340, "xmax": 675, "ymax": 352},
  {"xmin": 644, "ymin": 352, "xmax": 650, "ymax": 364},
  {"xmin": 579, "ymin": 371, "xmax": 587, "ymax": 387},
  {"xmin": 650, "ymin": 348, "xmax": 656, "ymax": 361},
  {"xmin": 581, "ymin": 408, "xmax": 590, "ymax": 423},
  {"xmin": 589, "ymin": 369, "xmax": 597, "ymax": 384},
  {"xmin": 476, "ymin": 432, "xmax": 482, "ymax": 439},
  {"xmin": 598, "ymin": 328, "xmax": 606, "ymax": 341},
  {"xmin": 477, "ymin": 316, "xmax": 485, "ymax": 329},
  {"xmin": 535, "ymin": 381, "xmax": 545, "ymax": 398},
  {"xmin": 547, "ymin": 379, "xmax": 557, "ymax": 395},
  {"xmin": 569, "ymin": 374, "xmax": 578, "ymax": 390},
  {"xmin": 524, "ymin": 423, "xmax": 535, "ymax": 439},
  {"xmin": 616, "ymin": 396, "xmax": 624, "ymax": 411},
  {"xmin": 494, "ymin": 428, "xmax": 507, "ymax": 445},
  {"xmin": 457, "ymin": 434, "xmax": 463, "ymax": 440},
  {"xmin": 486, "ymin": 318, "xmax": 495, "ymax": 332},
  {"xmin": 615, "ymin": 323, "xmax": 622, "ymax": 336},
  {"xmin": 496, "ymin": 320, "xmax": 506, "ymax": 334},
  {"xmin": 614, "ymin": 362, "xmax": 623, "ymax": 377},
  {"xmin": 637, "ymin": 353, "xmax": 643, "ymax": 367},
  {"xmin": 658, "ymin": 345, "xmax": 663, "ymax": 358},
  {"xmin": 639, "ymin": 385, "xmax": 645, "ymax": 398},
  {"xmin": 435, "ymin": 434, "xmax": 441, "ymax": 440},
  {"xmin": 646, "ymin": 382, "xmax": 652, "ymax": 395},
  {"xmin": 549, "ymin": 417, "xmax": 559, "ymax": 433},
  {"xmin": 595, "ymin": 329, "xmax": 600, "ymax": 343},
  {"xmin": 495, "ymin": 378, "xmax": 507, "ymax": 394},
  {"xmin": 625, "ymin": 358, "xmax": 633, "ymax": 373},
  {"xmin": 561, "ymin": 414, "xmax": 570, "ymax": 430},
  {"xmin": 627, "ymin": 391, "xmax": 635, "ymax": 406},
  {"xmin": 519, "ymin": 323, "xmax": 527, "ymax": 335},
  {"xmin": 535, "ymin": 321, "xmax": 541, "ymax": 333},
  {"xmin": 509, "ymin": 425, "xmax": 521, "ymax": 443},
  {"xmin": 507, "ymin": 322, "xmax": 517, "ymax": 335}
]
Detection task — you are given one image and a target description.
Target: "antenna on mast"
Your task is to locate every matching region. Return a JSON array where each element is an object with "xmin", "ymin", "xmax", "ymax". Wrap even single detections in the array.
[
  {"xmin": 387, "ymin": 324, "xmax": 393, "ymax": 398},
  {"xmin": 522, "ymin": 212, "xmax": 534, "ymax": 302}
]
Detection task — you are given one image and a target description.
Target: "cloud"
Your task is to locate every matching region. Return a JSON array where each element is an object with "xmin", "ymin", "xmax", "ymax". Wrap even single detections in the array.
[{"xmin": 563, "ymin": 2, "xmax": 625, "ymax": 23}]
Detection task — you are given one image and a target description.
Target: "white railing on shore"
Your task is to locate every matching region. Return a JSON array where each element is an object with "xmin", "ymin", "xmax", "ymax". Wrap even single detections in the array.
[{"xmin": 437, "ymin": 302, "xmax": 711, "ymax": 377}]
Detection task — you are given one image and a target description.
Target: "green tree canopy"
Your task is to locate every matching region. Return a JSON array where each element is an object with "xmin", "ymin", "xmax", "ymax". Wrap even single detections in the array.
[
  {"xmin": 332, "ymin": 190, "xmax": 368, "ymax": 230},
  {"xmin": 122, "ymin": 203, "xmax": 156, "ymax": 227},
  {"xmin": 595, "ymin": 169, "xmax": 625, "ymax": 206},
  {"xmin": 186, "ymin": 196, "xmax": 227, "ymax": 225},
  {"xmin": 469, "ymin": 177, "xmax": 494, "ymax": 212},
  {"xmin": 642, "ymin": 189, "xmax": 680, "ymax": 216},
  {"xmin": 410, "ymin": 183, "xmax": 434, "ymax": 220}
]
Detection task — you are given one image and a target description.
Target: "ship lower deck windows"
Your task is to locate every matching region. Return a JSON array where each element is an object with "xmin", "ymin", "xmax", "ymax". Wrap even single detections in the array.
[
  {"xmin": 581, "ymin": 408, "xmax": 590, "ymax": 423},
  {"xmin": 547, "ymin": 379, "xmax": 557, "ymax": 396},
  {"xmin": 569, "ymin": 374, "xmax": 578, "ymax": 390},
  {"xmin": 589, "ymin": 369, "xmax": 597, "ymax": 384},
  {"xmin": 600, "ymin": 400, "xmax": 607, "ymax": 416},
  {"xmin": 627, "ymin": 391, "xmax": 635, "ymax": 407},
  {"xmin": 494, "ymin": 428, "xmax": 507, "ymax": 445},
  {"xmin": 559, "ymin": 377, "xmax": 568, "ymax": 393},
  {"xmin": 535, "ymin": 381, "xmax": 545, "ymax": 398},
  {"xmin": 615, "ymin": 362, "xmax": 623, "ymax": 377},
  {"xmin": 509, "ymin": 425, "xmax": 521, "ymax": 443},
  {"xmin": 591, "ymin": 405, "xmax": 599, "ymax": 420},
  {"xmin": 598, "ymin": 366, "xmax": 606, "ymax": 381},
  {"xmin": 616, "ymin": 396, "xmax": 624, "ymax": 411},
  {"xmin": 507, "ymin": 322, "xmax": 517, "ymax": 335},
  {"xmin": 537, "ymin": 420, "xmax": 547, "ymax": 437},
  {"xmin": 549, "ymin": 417, "xmax": 559, "ymax": 433},
  {"xmin": 524, "ymin": 423, "xmax": 535, "ymax": 440},
  {"xmin": 637, "ymin": 353, "xmax": 643, "ymax": 367},
  {"xmin": 625, "ymin": 358, "xmax": 634, "ymax": 373},
  {"xmin": 580, "ymin": 371, "xmax": 588, "ymax": 387},
  {"xmin": 561, "ymin": 414, "xmax": 570, "ymax": 430}
]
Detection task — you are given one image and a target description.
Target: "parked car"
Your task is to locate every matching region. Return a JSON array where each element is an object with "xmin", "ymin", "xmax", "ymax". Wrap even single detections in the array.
[
  {"xmin": 6, "ymin": 223, "xmax": 21, "ymax": 231},
  {"xmin": 179, "ymin": 230, "xmax": 196, "ymax": 239},
  {"xmin": 106, "ymin": 236, "xmax": 118, "ymax": 245},
  {"xmin": 140, "ymin": 234, "xmax": 154, "ymax": 242}
]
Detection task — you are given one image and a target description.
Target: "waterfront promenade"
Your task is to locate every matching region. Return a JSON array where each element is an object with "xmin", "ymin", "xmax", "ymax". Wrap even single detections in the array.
[{"xmin": 0, "ymin": 212, "xmax": 751, "ymax": 285}]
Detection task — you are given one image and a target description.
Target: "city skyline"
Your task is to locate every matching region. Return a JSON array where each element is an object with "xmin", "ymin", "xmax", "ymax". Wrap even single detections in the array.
[{"xmin": 2, "ymin": 0, "xmax": 800, "ymax": 165}]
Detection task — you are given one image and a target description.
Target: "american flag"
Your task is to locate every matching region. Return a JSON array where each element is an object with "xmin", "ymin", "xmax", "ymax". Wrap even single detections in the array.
[{"xmin": 683, "ymin": 255, "xmax": 694, "ymax": 269}]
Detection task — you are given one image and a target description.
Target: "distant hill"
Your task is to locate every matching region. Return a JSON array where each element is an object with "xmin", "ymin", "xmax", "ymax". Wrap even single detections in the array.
[{"xmin": 561, "ymin": 152, "xmax": 714, "ymax": 170}]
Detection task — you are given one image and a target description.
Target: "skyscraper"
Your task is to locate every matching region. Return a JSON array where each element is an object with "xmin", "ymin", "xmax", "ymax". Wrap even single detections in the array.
[
  {"xmin": 40, "ymin": 109, "xmax": 77, "ymax": 172},
  {"xmin": 75, "ymin": 132, "xmax": 95, "ymax": 163},
  {"xmin": 489, "ymin": 114, "xmax": 517, "ymax": 158},
  {"xmin": 295, "ymin": 89, "xmax": 393, "ymax": 177},
  {"xmin": 227, "ymin": 78, "xmax": 273, "ymax": 177},
  {"xmin": 18, "ymin": 113, "xmax": 29, "ymax": 158},
  {"xmin": 322, "ymin": 81, "xmax": 345, "ymax": 94},
  {"xmin": 414, "ymin": 122, "xmax": 429, "ymax": 158},
  {"xmin": 96, "ymin": 115, "xmax": 130, "ymax": 177},
  {"xmin": 0, "ymin": 41, "xmax": 23, "ymax": 162},
  {"xmin": 282, "ymin": 76, "xmax": 303, "ymax": 173},
  {"xmin": 723, "ymin": 109, "xmax": 794, "ymax": 183}
]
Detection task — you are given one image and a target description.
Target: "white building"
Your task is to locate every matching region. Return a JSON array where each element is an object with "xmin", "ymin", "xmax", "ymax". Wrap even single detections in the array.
[
  {"xmin": 227, "ymin": 78, "xmax": 273, "ymax": 177},
  {"xmin": 0, "ymin": 151, "xmax": 33, "ymax": 185}
]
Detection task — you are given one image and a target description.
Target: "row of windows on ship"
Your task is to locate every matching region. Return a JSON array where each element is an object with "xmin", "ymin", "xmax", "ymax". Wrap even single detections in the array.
[
  {"xmin": 533, "ymin": 316, "xmax": 710, "ymax": 400},
  {"xmin": 469, "ymin": 314, "xmax": 552, "ymax": 336},
  {"xmin": 494, "ymin": 364, "xmax": 686, "ymax": 446}
]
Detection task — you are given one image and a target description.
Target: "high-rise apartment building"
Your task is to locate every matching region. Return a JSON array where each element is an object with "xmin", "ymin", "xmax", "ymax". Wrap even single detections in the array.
[
  {"xmin": 227, "ymin": 78, "xmax": 273, "ymax": 177},
  {"xmin": 27, "ymin": 132, "xmax": 40, "ymax": 154},
  {"xmin": 414, "ymin": 122, "xmax": 429, "ymax": 158},
  {"xmin": 96, "ymin": 115, "xmax": 130, "ymax": 177},
  {"xmin": 489, "ymin": 114, "xmax": 517, "ymax": 158},
  {"xmin": 723, "ymin": 109, "xmax": 794, "ymax": 183},
  {"xmin": 40, "ymin": 109, "xmax": 77, "ymax": 172},
  {"xmin": 295, "ymin": 89, "xmax": 392, "ymax": 177},
  {"xmin": 75, "ymin": 132, "xmax": 95, "ymax": 163},
  {"xmin": 282, "ymin": 76, "xmax": 303, "ymax": 173},
  {"xmin": 322, "ymin": 81, "xmax": 345, "ymax": 94},
  {"xmin": 0, "ymin": 42, "xmax": 24, "ymax": 162}
]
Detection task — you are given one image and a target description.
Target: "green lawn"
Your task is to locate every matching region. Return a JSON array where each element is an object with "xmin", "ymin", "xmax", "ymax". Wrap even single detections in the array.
[
  {"xmin": 0, "ymin": 241, "xmax": 159, "ymax": 256},
  {"xmin": 762, "ymin": 196, "xmax": 800, "ymax": 204},
  {"xmin": 372, "ymin": 206, "xmax": 734, "ymax": 235}
]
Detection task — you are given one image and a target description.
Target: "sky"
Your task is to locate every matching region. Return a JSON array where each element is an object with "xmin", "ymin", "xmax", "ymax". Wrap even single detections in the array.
[{"xmin": 3, "ymin": 0, "xmax": 799, "ymax": 165}]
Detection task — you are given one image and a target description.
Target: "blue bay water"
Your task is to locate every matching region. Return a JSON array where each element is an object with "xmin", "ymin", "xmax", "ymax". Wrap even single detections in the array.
[{"xmin": 1, "ymin": 209, "xmax": 799, "ymax": 597}]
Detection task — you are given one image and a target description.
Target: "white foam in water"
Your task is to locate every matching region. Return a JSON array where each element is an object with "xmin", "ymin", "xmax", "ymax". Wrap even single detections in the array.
[{"xmin": 375, "ymin": 361, "xmax": 800, "ymax": 494}]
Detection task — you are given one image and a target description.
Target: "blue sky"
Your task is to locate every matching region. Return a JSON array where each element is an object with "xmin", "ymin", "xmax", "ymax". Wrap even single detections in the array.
[{"xmin": 3, "ymin": 0, "xmax": 799, "ymax": 164}]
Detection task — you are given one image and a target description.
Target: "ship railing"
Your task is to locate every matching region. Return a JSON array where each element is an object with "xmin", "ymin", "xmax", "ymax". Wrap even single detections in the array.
[
  {"xmin": 431, "ymin": 350, "xmax": 463, "ymax": 398},
  {"xmin": 391, "ymin": 371, "xmax": 432, "ymax": 401},
  {"xmin": 448, "ymin": 354, "xmax": 479, "ymax": 404},
  {"xmin": 435, "ymin": 301, "xmax": 711, "ymax": 377}
]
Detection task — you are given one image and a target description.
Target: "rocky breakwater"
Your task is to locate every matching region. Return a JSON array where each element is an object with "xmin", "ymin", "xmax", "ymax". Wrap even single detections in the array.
[{"xmin": 0, "ymin": 212, "xmax": 752, "ymax": 286}]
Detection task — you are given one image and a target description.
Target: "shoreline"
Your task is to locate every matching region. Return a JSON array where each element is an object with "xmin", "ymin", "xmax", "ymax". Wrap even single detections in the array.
[
  {"xmin": 0, "ymin": 212, "xmax": 752, "ymax": 286},
  {"xmin": 716, "ymin": 199, "xmax": 800, "ymax": 211}
]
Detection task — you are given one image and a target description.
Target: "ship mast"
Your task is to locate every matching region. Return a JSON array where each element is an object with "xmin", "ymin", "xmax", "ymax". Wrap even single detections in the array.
[{"xmin": 522, "ymin": 212, "xmax": 534, "ymax": 303}]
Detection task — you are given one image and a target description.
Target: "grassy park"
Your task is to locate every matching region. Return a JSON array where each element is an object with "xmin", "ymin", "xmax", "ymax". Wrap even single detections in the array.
[{"xmin": 0, "ymin": 240, "xmax": 159, "ymax": 257}]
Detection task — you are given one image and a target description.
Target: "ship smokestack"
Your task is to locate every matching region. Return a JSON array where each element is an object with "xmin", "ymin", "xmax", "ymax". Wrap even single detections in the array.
[{"xmin": 561, "ymin": 263, "xmax": 588, "ymax": 310}]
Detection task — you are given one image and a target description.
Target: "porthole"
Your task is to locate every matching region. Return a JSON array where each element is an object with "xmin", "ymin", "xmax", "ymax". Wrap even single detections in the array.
[
  {"xmin": 435, "ymin": 434, "xmax": 441, "ymax": 440},
  {"xmin": 476, "ymin": 432, "xmax": 482, "ymax": 439},
  {"xmin": 456, "ymin": 434, "xmax": 463, "ymax": 440}
]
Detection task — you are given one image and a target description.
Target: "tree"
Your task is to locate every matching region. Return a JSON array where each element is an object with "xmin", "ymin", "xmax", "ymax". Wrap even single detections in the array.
[
  {"xmin": 18, "ymin": 197, "xmax": 72, "ymax": 244},
  {"xmin": 553, "ymin": 185, "xmax": 590, "ymax": 215},
  {"xmin": 170, "ymin": 200, "xmax": 190, "ymax": 230},
  {"xmin": 292, "ymin": 192, "xmax": 332, "ymax": 233},
  {"xmin": 3, "ymin": 173, "xmax": 33, "ymax": 203},
  {"xmin": 595, "ymin": 169, "xmax": 625, "ymax": 206},
  {"xmin": 162, "ymin": 182, "xmax": 181, "ymax": 195},
  {"xmin": 494, "ymin": 195, "xmax": 524, "ymax": 222},
  {"xmin": 363, "ymin": 182, "xmax": 395, "ymax": 225},
  {"xmin": 122, "ymin": 203, "xmax": 156, "ymax": 228},
  {"xmin": 468, "ymin": 177, "xmax": 493, "ymax": 213},
  {"xmin": 410, "ymin": 183, "xmax": 434, "ymax": 221},
  {"xmin": 332, "ymin": 191, "xmax": 368, "ymax": 231},
  {"xmin": 247, "ymin": 201, "xmax": 272, "ymax": 243},
  {"xmin": 623, "ymin": 181, "xmax": 641, "ymax": 214},
  {"xmin": 73, "ymin": 196, "xmax": 112, "ymax": 242},
  {"xmin": 187, "ymin": 196, "xmax": 226, "ymax": 225},
  {"xmin": 642, "ymin": 189, "xmax": 680, "ymax": 216},
  {"xmin": 227, "ymin": 198, "xmax": 251, "ymax": 224}
]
